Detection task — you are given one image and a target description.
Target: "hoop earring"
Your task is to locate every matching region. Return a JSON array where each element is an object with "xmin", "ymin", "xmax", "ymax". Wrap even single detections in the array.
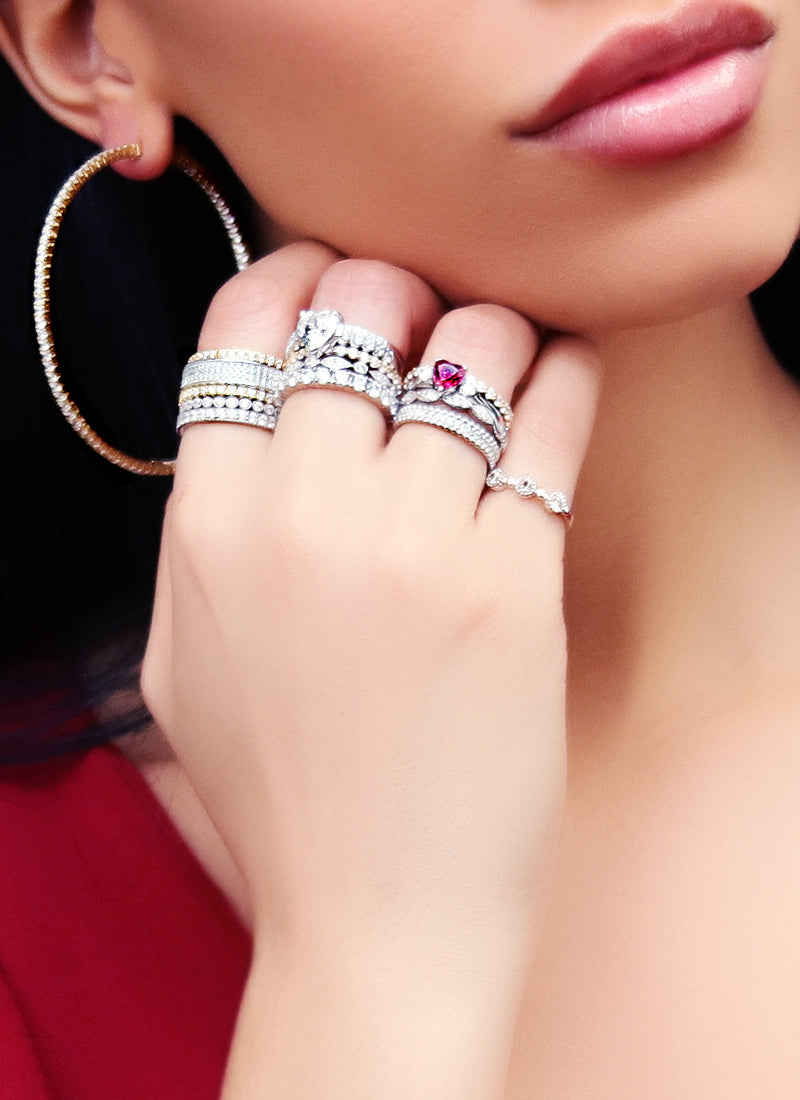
[{"xmin": 33, "ymin": 143, "xmax": 251, "ymax": 476}]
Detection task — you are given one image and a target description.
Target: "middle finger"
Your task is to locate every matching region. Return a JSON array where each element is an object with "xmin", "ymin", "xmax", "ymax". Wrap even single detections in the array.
[{"xmin": 269, "ymin": 259, "xmax": 443, "ymax": 471}]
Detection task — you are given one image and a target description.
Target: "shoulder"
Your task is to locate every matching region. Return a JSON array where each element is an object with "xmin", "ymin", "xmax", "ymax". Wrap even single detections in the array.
[
  {"xmin": 0, "ymin": 745, "xmax": 250, "ymax": 1099},
  {"xmin": 0, "ymin": 745, "xmax": 160, "ymax": 872}
]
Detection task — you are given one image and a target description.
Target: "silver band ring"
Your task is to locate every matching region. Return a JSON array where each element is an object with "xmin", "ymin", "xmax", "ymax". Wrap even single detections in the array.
[
  {"xmin": 181, "ymin": 349, "xmax": 285, "ymax": 393},
  {"xmin": 282, "ymin": 362, "xmax": 401, "ymax": 417},
  {"xmin": 485, "ymin": 466, "xmax": 573, "ymax": 528},
  {"xmin": 177, "ymin": 401, "xmax": 279, "ymax": 432},
  {"xmin": 177, "ymin": 349, "xmax": 284, "ymax": 433},
  {"xmin": 394, "ymin": 401, "xmax": 501, "ymax": 469}
]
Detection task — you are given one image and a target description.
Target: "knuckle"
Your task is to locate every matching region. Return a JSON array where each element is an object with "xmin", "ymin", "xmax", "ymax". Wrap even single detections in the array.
[
  {"xmin": 369, "ymin": 521, "xmax": 474, "ymax": 621},
  {"xmin": 200, "ymin": 264, "xmax": 287, "ymax": 343},
  {"xmin": 259, "ymin": 488, "xmax": 347, "ymax": 586},
  {"xmin": 266, "ymin": 497, "xmax": 322, "ymax": 566},
  {"xmin": 316, "ymin": 258, "xmax": 411, "ymax": 310},
  {"xmin": 276, "ymin": 239, "xmax": 340, "ymax": 269},
  {"xmin": 456, "ymin": 570, "xmax": 508, "ymax": 634},
  {"xmin": 371, "ymin": 527, "xmax": 437, "ymax": 593},
  {"xmin": 435, "ymin": 304, "xmax": 537, "ymax": 361}
]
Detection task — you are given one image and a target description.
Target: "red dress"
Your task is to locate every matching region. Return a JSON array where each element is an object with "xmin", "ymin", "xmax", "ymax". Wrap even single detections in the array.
[{"xmin": 0, "ymin": 744, "xmax": 251, "ymax": 1098}]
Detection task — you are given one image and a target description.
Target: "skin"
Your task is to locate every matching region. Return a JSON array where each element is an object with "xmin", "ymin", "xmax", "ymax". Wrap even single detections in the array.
[
  {"xmin": 3, "ymin": 0, "xmax": 800, "ymax": 1094},
  {"xmin": 94, "ymin": 0, "xmax": 800, "ymax": 331}
]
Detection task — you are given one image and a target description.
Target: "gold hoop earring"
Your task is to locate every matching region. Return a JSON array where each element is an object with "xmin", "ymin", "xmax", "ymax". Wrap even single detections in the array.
[{"xmin": 33, "ymin": 143, "xmax": 251, "ymax": 476}]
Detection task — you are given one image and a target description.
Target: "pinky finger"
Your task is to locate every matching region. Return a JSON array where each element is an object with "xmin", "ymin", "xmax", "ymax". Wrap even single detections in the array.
[{"xmin": 478, "ymin": 336, "xmax": 601, "ymax": 539}]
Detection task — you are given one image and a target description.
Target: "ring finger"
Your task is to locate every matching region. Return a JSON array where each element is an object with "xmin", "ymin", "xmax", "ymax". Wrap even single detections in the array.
[{"xmin": 387, "ymin": 304, "xmax": 540, "ymax": 517}]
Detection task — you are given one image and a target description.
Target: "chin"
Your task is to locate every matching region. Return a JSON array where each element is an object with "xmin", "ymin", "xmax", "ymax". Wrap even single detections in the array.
[
  {"xmin": 408, "ymin": 215, "xmax": 800, "ymax": 338},
  {"xmin": 275, "ymin": 167, "xmax": 800, "ymax": 339}
]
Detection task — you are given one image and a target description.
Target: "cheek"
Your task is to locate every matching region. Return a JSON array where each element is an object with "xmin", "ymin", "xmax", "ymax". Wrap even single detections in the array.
[
  {"xmin": 238, "ymin": 136, "xmax": 800, "ymax": 336},
  {"xmin": 158, "ymin": 0, "xmax": 473, "ymax": 233},
  {"xmin": 157, "ymin": 0, "xmax": 461, "ymax": 171}
]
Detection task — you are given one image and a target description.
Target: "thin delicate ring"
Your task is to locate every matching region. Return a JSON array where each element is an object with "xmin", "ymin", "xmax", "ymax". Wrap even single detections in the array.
[
  {"xmin": 33, "ymin": 144, "xmax": 250, "ymax": 476},
  {"xmin": 485, "ymin": 466, "xmax": 573, "ymax": 529}
]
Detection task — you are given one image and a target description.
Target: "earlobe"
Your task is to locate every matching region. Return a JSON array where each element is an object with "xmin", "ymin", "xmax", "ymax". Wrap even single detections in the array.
[
  {"xmin": 94, "ymin": 76, "xmax": 174, "ymax": 180},
  {"xmin": 0, "ymin": 0, "xmax": 173, "ymax": 179}
]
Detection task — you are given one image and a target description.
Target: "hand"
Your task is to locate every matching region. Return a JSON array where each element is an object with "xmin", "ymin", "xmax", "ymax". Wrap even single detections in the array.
[{"xmin": 142, "ymin": 241, "xmax": 600, "ymax": 1097}]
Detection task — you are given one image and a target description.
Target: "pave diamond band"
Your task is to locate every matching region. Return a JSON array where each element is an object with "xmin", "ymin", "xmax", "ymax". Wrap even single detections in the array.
[
  {"xmin": 177, "ymin": 402, "xmax": 279, "ymax": 432},
  {"xmin": 177, "ymin": 350, "xmax": 285, "ymax": 433},
  {"xmin": 485, "ymin": 466, "xmax": 573, "ymax": 528},
  {"xmin": 181, "ymin": 350, "xmax": 285, "ymax": 394},
  {"xmin": 179, "ymin": 383, "xmax": 279, "ymax": 404},
  {"xmin": 186, "ymin": 348, "xmax": 283, "ymax": 364},
  {"xmin": 393, "ymin": 402, "xmax": 501, "ymax": 469}
]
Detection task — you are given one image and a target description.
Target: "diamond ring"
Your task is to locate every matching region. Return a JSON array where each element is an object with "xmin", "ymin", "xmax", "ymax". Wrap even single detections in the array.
[
  {"xmin": 485, "ymin": 466, "xmax": 573, "ymax": 528},
  {"xmin": 393, "ymin": 359, "xmax": 512, "ymax": 468},
  {"xmin": 282, "ymin": 310, "xmax": 402, "ymax": 417}
]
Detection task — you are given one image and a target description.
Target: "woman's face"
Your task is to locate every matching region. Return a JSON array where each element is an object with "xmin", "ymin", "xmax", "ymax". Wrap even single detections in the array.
[{"xmin": 104, "ymin": 0, "xmax": 800, "ymax": 332}]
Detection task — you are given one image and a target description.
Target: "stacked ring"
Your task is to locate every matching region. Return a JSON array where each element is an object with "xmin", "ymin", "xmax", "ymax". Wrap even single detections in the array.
[
  {"xmin": 176, "ymin": 349, "xmax": 285, "ymax": 433},
  {"xmin": 282, "ymin": 309, "xmax": 402, "ymax": 418},
  {"xmin": 393, "ymin": 359, "xmax": 512, "ymax": 468}
]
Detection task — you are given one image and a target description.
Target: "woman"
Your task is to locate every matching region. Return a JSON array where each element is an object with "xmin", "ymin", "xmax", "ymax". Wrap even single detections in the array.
[{"xmin": 1, "ymin": 0, "xmax": 800, "ymax": 1096}]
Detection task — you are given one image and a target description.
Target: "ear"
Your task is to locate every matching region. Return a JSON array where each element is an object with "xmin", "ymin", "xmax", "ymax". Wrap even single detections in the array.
[{"xmin": 0, "ymin": 0, "xmax": 172, "ymax": 178}]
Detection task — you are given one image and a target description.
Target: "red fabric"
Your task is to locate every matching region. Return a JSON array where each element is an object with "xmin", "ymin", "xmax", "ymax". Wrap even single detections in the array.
[{"xmin": 0, "ymin": 745, "xmax": 251, "ymax": 1098}]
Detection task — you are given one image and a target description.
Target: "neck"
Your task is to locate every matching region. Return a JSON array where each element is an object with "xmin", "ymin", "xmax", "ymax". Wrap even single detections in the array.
[{"xmin": 564, "ymin": 298, "xmax": 800, "ymax": 742}]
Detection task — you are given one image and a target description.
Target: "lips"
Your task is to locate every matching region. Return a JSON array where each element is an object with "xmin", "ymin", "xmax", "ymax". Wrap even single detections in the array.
[{"xmin": 511, "ymin": 2, "xmax": 775, "ymax": 163}]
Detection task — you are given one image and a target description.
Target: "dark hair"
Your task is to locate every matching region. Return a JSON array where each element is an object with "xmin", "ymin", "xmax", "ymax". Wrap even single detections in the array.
[
  {"xmin": 0, "ymin": 57, "xmax": 253, "ymax": 762},
  {"xmin": 1, "ymin": 57, "xmax": 798, "ymax": 764}
]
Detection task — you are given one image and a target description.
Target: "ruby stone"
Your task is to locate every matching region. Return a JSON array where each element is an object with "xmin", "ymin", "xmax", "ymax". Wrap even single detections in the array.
[{"xmin": 433, "ymin": 359, "xmax": 465, "ymax": 390}]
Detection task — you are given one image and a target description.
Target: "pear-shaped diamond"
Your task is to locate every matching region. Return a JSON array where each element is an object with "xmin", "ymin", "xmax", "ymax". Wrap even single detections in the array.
[{"xmin": 303, "ymin": 310, "xmax": 342, "ymax": 353}]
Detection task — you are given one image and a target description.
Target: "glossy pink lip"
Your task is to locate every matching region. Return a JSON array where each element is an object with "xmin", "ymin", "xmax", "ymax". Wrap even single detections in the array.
[{"xmin": 511, "ymin": 2, "xmax": 775, "ymax": 163}]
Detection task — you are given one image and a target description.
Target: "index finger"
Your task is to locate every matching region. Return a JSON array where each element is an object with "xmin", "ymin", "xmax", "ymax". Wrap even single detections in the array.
[{"xmin": 174, "ymin": 241, "xmax": 340, "ymax": 493}]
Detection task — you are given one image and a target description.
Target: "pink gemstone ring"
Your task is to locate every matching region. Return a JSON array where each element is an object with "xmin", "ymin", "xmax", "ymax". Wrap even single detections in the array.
[{"xmin": 397, "ymin": 360, "xmax": 513, "ymax": 455}]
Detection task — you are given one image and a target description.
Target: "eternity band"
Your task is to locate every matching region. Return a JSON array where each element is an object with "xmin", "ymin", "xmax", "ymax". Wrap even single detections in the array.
[
  {"xmin": 177, "ymin": 349, "xmax": 285, "ymax": 433},
  {"xmin": 394, "ymin": 401, "xmax": 501, "ymax": 469}
]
